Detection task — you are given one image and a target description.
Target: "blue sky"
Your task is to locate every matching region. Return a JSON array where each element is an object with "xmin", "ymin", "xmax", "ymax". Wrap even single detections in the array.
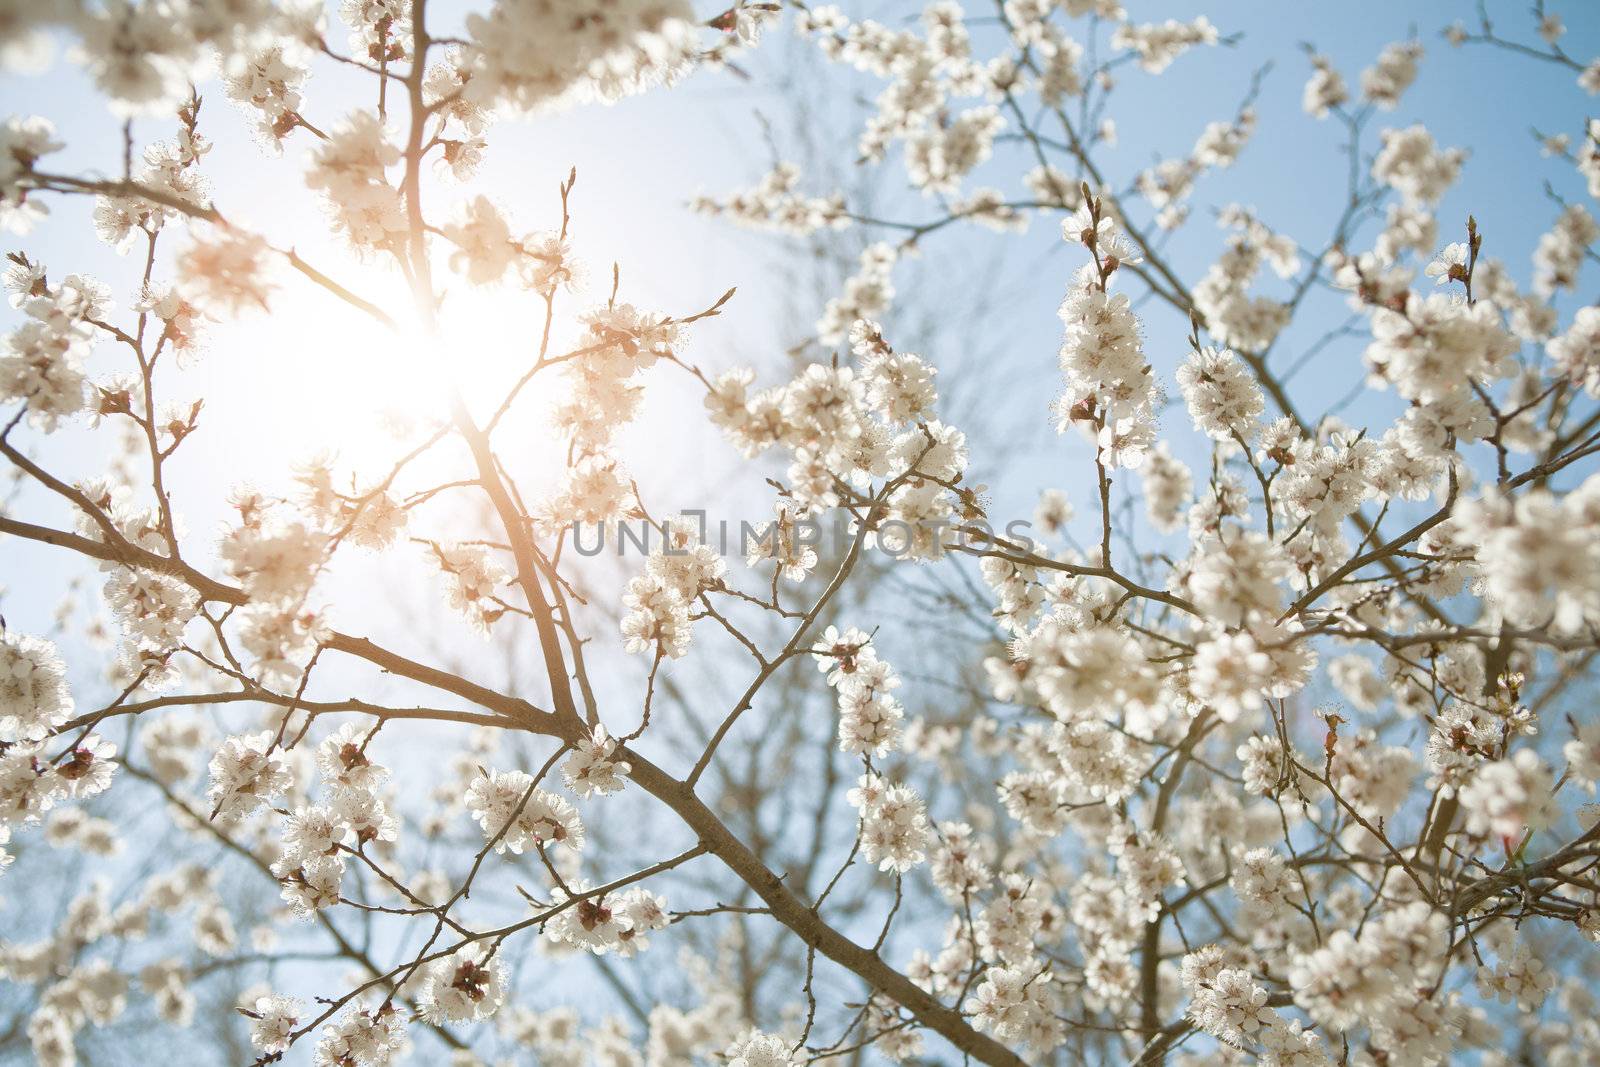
[
  {"xmin": 2, "ymin": 0, "xmax": 1596, "ymax": 853},
  {"xmin": 2, "ymin": 2, "xmax": 1599, "ymax": 1054},
  {"xmin": 4, "ymin": 0, "xmax": 1599, "ymax": 876},
  {"xmin": 5, "ymin": 2, "xmax": 1598, "ymax": 593}
]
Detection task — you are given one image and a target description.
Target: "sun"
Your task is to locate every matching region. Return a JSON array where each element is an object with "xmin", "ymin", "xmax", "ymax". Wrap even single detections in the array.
[{"xmin": 225, "ymin": 261, "xmax": 574, "ymax": 479}]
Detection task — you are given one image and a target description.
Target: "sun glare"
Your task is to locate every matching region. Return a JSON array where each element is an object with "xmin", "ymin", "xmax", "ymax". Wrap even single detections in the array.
[{"xmin": 237, "ymin": 268, "xmax": 575, "ymax": 478}]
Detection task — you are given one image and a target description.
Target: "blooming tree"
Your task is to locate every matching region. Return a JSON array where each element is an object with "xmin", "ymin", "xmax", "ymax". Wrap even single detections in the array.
[{"xmin": 2, "ymin": 2, "xmax": 1600, "ymax": 1066}]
